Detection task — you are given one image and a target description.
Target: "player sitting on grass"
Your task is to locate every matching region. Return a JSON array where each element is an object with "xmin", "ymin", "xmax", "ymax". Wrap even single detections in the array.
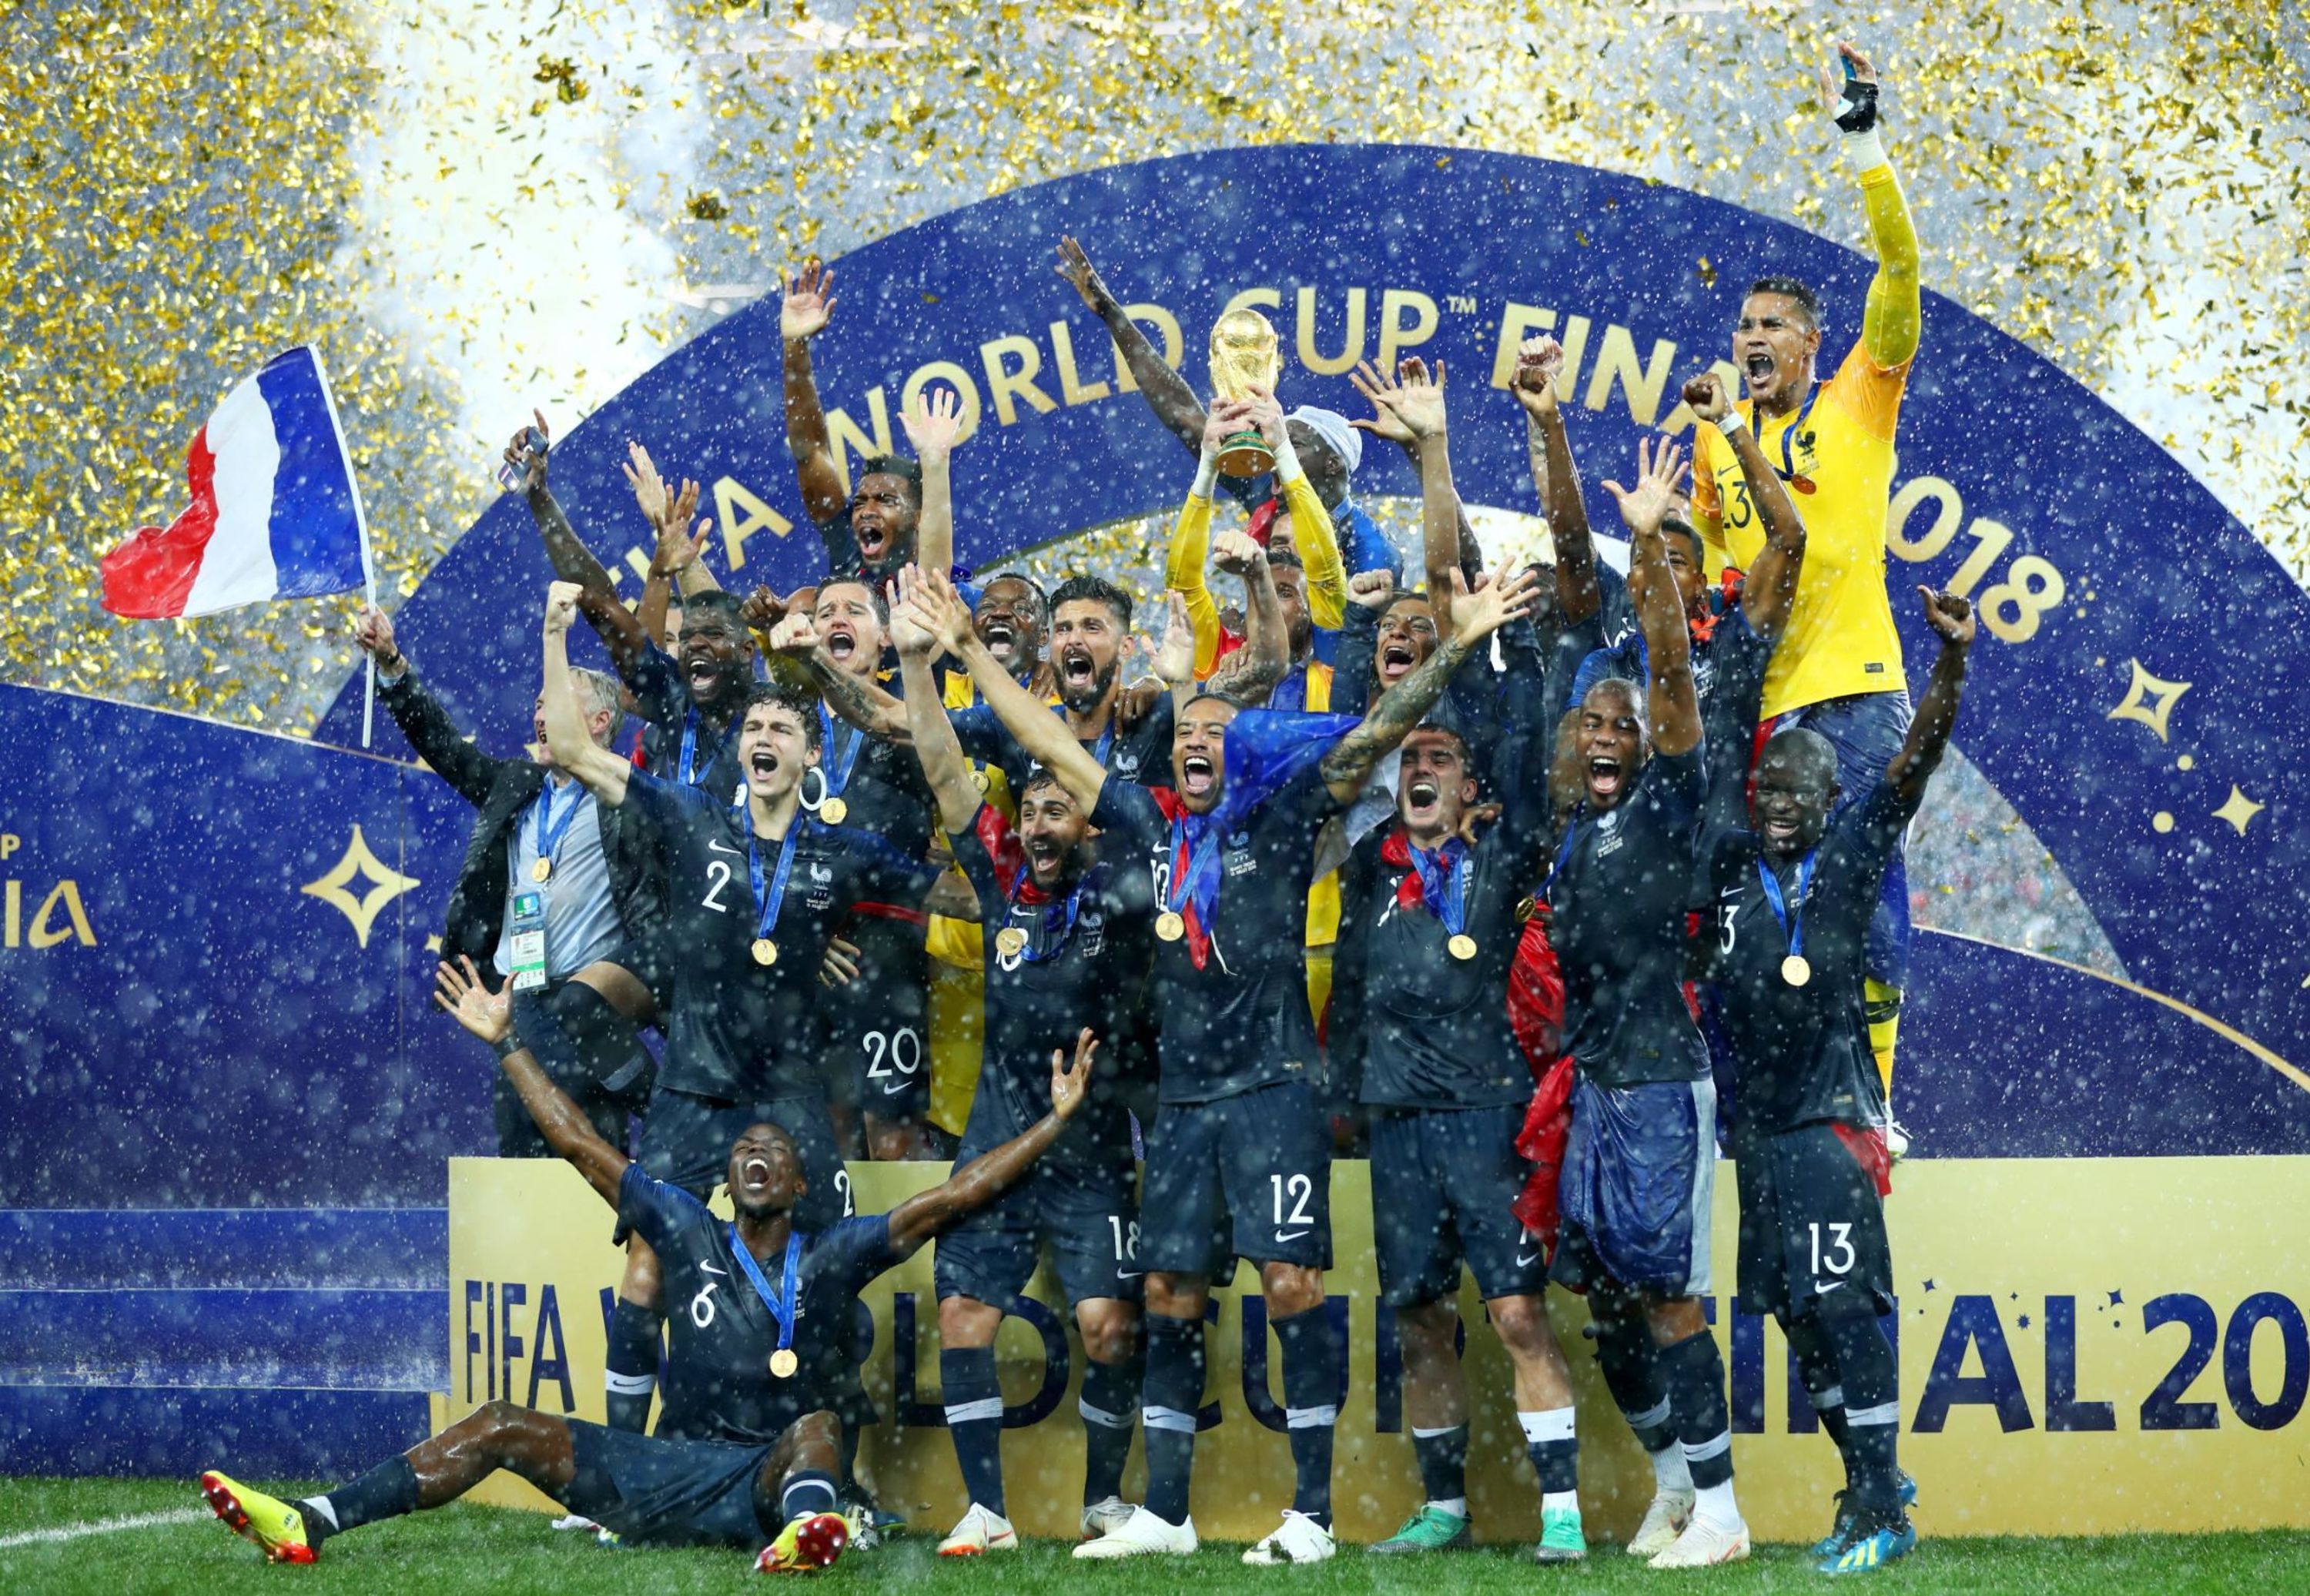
[{"xmin": 199, "ymin": 973, "xmax": 1100, "ymax": 1571}]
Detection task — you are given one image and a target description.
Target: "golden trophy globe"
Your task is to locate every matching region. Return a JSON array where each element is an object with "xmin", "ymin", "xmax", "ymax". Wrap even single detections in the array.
[{"xmin": 1208, "ymin": 307, "xmax": 1283, "ymax": 477}]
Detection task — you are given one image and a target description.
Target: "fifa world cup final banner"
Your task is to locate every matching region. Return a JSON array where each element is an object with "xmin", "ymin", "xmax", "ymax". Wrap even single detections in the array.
[{"xmin": 444, "ymin": 1156, "xmax": 2310, "ymax": 1541}]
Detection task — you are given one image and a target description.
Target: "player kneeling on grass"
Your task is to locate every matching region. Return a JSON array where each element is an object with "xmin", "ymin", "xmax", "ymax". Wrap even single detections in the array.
[
  {"xmin": 1705, "ymin": 587, "xmax": 1974, "ymax": 1575},
  {"xmin": 199, "ymin": 975, "xmax": 1103, "ymax": 1571}
]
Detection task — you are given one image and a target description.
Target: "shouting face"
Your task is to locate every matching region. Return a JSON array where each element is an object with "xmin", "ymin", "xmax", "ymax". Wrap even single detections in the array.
[
  {"xmin": 1171, "ymin": 696, "xmax": 1238, "ymax": 815},
  {"xmin": 738, "ymin": 700, "xmax": 820, "ymax": 805},
  {"xmin": 812, "ymin": 581, "xmax": 886, "ymax": 678},
  {"xmin": 1050, "ymin": 597, "xmax": 1128, "ymax": 714},
  {"xmin": 974, "ymin": 577, "xmax": 1047, "ymax": 680},
  {"xmin": 1577, "ymin": 679, "xmax": 1649, "ymax": 812},
  {"xmin": 1374, "ymin": 597, "xmax": 1439, "ymax": 691},
  {"xmin": 1015, "ymin": 776, "xmax": 1092, "ymax": 891},
  {"xmin": 726, "ymin": 1122, "xmax": 805, "ymax": 1218},
  {"xmin": 1734, "ymin": 290, "xmax": 1822, "ymax": 414},
  {"xmin": 1396, "ymin": 728, "xmax": 1475, "ymax": 842},
  {"xmin": 1751, "ymin": 729, "xmax": 1840, "ymax": 860},
  {"xmin": 849, "ymin": 472, "xmax": 919, "ymax": 569}
]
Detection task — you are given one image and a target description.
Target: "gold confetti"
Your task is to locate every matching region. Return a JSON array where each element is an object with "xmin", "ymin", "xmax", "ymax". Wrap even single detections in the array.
[{"xmin": 0, "ymin": 0, "xmax": 2303, "ymax": 732}]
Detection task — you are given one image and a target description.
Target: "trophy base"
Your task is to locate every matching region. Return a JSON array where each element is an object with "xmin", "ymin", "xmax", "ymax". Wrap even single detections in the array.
[{"xmin": 1214, "ymin": 434, "xmax": 1276, "ymax": 479}]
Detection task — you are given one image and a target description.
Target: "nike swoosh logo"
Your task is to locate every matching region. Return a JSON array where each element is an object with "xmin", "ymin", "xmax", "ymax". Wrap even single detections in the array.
[
  {"xmin": 1116, "ymin": 1270, "xmax": 1145, "ymax": 1280},
  {"xmin": 701, "ymin": 1264, "xmax": 728, "ymax": 1276},
  {"xmin": 1515, "ymin": 1252, "xmax": 1542, "ymax": 1268},
  {"xmin": 1274, "ymin": 1229, "xmax": 1311, "ymax": 1243},
  {"xmin": 880, "ymin": 1081, "xmax": 914, "ymax": 1097},
  {"xmin": 708, "ymin": 839, "xmax": 744, "ymax": 855},
  {"xmin": 1816, "ymin": 1280, "xmax": 1846, "ymax": 1295}
]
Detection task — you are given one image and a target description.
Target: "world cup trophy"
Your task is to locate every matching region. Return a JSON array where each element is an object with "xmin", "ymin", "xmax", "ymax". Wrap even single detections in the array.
[{"xmin": 1207, "ymin": 307, "xmax": 1284, "ymax": 477}]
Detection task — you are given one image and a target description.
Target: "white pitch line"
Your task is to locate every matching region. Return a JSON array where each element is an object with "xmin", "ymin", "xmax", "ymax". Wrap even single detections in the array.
[{"xmin": 0, "ymin": 1507, "xmax": 205, "ymax": 1550}]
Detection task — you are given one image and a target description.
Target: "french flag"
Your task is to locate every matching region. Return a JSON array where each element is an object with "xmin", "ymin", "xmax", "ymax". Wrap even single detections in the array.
[{"xmin": 101, "ymin": 347, "xmax": 370, "ymax": 619}]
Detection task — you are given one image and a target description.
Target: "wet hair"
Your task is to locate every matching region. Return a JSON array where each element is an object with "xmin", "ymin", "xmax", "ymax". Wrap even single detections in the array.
[
  {"xmin": 852, "ymin": 454, "xmax": 923, "ymax": 507},
  {"xmin": 1050, "ymin": 574, "xmax": 1134, "ymax": 631},
  {"xmin": 1404, "ymin": 720, "xmax": 1471, "ymax": 765},
  {"xmin": 1747, "ymin": 275, "xmax": 1823, "ymax": 330},
  {"xmin": 571, "ymin": 668, "xmax": 627, "ymax": 746},
  {"xmin": 741, "ymin": 681, "xmax": 824, "ymax": 750},
  {"xmin": 816, "ymin": 577, "xmax": 889, "ymax": 627},
  {"xmin": 980, "ymin": 571, "xmax": 1050, "ymax": 620},
  {"xmin": 1659, "ymin": 517, "xmax": 1706, "ymax": 567},
  {"xmin": 1183, "ymin": 688, "xmax": 1247, "ymax": 715},
  {"xmin": 683, "ymin": 588, "xmax": 748, "ymax": 630},
  {"xmin": 1019, "ymin": 768, "xmax": 1076, "ymax": 807},
  {"xmin": 1265, "ymin": 548, "xmax": 1305, "ymax": 574}
]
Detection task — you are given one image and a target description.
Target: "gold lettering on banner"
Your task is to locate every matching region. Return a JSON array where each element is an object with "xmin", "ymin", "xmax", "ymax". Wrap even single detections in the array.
[
  {"xmin": 902, "ymin": 361, "xmax": 983, "ymax": 440},
  {"xmin": 1296, "ymin": 286, "xmax": 1366, "ymax": 376},
  {"xmin": 1376, "ymin": 289, "xmax": 1439, "ymax": 373},
  {"xmin": 1048, "ymin": 320, "xmax": 1111, "ymax": 405},
  {"xmin": 3, "ymin": 879, "xmax": 14, "ymax": 947},
  {"xmin": 1489, "ymin": 303, "xmax": 1557, "ymax": 390},
  {"xmin": 825, "ymin": 387, "xmax": 894, "ymax": 497},
  {"xmin": 1886, "ymin": 475, "xmax": 2068, "ymax": 646},
  {"xmin": 0, "ymin": 833, "xmax": 18, "ymax": 859},
  {"xmin": 1582, "ymin": 323, "xmax": 1679, "ymax": 427},
  {"xmin": 715, "ymin": 477, "xmax": 793, "ymax": 572},
  {"xmin": 1111, "ymin": 303, "xmax": 1182, "ymax": 393},
  {"xmin": 1221, "ymin": 287, "xmax": 1282, "ymax": 320},
  {"xmin": 980, "ymin": 335, "xmax": 1060, "ymax": 427},
  {"xmin": 28, "ymin": 880, "xmax": 95, "ymax": 949}
]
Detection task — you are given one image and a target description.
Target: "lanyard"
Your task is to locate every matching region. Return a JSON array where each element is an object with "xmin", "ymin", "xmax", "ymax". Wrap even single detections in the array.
[
  {"xmin": 531, "ymin": 779, "xmax": 584, "ymax": 868},
  {"xmin": 1008, "ymin": 878, "xmax": 1087, "ymax": 964},
  {"xmin": 1408, "ymin": 840, "xmax": 1470, "ymax": 938},
  {"xmin": 1772, "ymin": 384, "xmax": 1823, "ymax": 483},
  {"xmin": 1054, "ymin": 701, "xmax": 1116, "ymax": 770},
  {"xmin": 678, "ymin": 708, "xmax": 705, "ymax": 787},
  {"xmin": 744, "ymin": 809, "xmax": 805, "ymax": 945},
  {"xmin": 815, "ymin": 705, "xmax": 868, "ymax": 798},
  {"xmin": 1755, "ymin": 849, "xmax": 1819, "ymax": 961},
  {"xmin": 1166, "ymin": 812, "xmax": 1227, "ymax": 925},
  {"xmin": 1541, "ymin": 810, "xmax": 1589, "ymax": 911},
  {"xmin": 728, "ymin": 1227, "xmax": 802, "ymax": 1354}
]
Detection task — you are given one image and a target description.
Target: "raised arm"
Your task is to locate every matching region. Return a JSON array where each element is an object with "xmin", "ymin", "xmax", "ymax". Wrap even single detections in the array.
[
  {"xmin": 887, "ymin": 1031, "xmax": 1096, "ymax": 1256},
  {"xmin": 891, "ymin": 565, "xmax": 986, "ymax": 835},
  {"xmin": 1256, "ymin": 394, "xmax": 1347, "ymax": 631},
  {"xmin": 1351, "ymin": 362, "xmax": 1484, "ymax": 581},
  {"xmin": 435, "ymin": 956, "xmax": 628, "ymax": 1206},
  {"xmin": 1887, "ymin": 588, "xmax": 1973, "ymax": 805},
  {"xmin": 1683, "ymin": 373, "xmax": 1807, "ymax": 640},
  {"xmin": 1056, "ymin": 236, "xmax": 1206, "ymax": 458},
  {"xmin": 1154, "ymin": 590, "xmax": 1200, "ymax": 714},
  {"xmin": 626, "ymin": 444, "xmax": 721, "ymax": 601},
  {"xmin": 921, "ymin": 567, "xmax": 1108, "ymax": 812},
  {"xmin": 1321, "ymin": 559, "xmax": 1541, "ymax": 803},
  {"xmin": 1352, "ymin": 356, "xmax": 1465, "ymax": 606},
  {"xmin": 1509, "ymin": 337, "xmax": 1600, "ymax": 627},
  {"xmin": 541, "ymin": 582, "xmax": 635, "ymax": 805},
  {"xmin": 781, "ymin": 261, "xmax": 849, "ymax": 527},
  {"xmin": 1164, "ymin": 403, "xmax": 1247, "ymax": 678},
  {"xmin": 507, "ymin": 422, "xmax": 656, "ymax": 681},
  {"xmin": 1207, "ymin": 530, "xmax": 1289, "ymax": 704},
  {"xmin": 1825, "ymin": 42, "xmax": 1920, "ymax": 370},
  {"xmin": 1603, "ymin": 440, "xmax": 1701, "ymax": 758},
  {"xmin": 354, "ymin": 607, "xmax": 499, "ymax": 805},
  {"xmin": 898, "ymin": 385, "xmax": 964, "ymax": 582}
]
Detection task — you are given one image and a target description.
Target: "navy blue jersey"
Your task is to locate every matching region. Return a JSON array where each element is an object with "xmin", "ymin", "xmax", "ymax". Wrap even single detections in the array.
[
  {"xmin": 618, "ymin": 1165, "xmax": 896, "ymax": 1443},
  {"xmin": 1547, "ymin": 748, "xmax": 1710, "ymax": 1089},
  {"xmin": 820, "ymin": 713, "xmax": 936, "ymax": 863},
  {"xmin": 1092, "ymin": 765, "xmax": 1337, "ymax": 1104},
  {"xmin": 950, "ymin": 809, "xmax": 1153, "ymax": 1173},
  {"xmin": 1707, "ymin": 781, "xmax": 1913, "ymax": 1134},
  {"xmin": 952, "ymin": 693, "xmax": 1173, "ymax": 796},
  {"xmin": 628, "ymin": 643, "xmax": 749, "ymax": 802},
  {"xmin": 1334, "ymin": 726, "xmax": 1552, "ymax": 1111},
  {"xmin": 627, "ymin": 771, "xmax": 940, "ymax": 1099}
]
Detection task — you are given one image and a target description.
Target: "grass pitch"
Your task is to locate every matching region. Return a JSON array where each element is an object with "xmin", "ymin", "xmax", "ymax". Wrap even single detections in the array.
[{"xmin": 3, "ymin": 1477, "xmax": 2305, "ymax": 1593}]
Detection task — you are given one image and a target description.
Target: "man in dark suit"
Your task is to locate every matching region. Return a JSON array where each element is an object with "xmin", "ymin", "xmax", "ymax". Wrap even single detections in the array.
[{"xmin": 355, "ymin": 604, "xmax": 657, "ymax": 1158}]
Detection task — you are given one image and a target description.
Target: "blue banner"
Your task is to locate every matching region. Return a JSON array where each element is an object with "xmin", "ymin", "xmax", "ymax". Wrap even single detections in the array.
[{"xmin": 5, "ymin": 145, "xmax": 2303, "ymax": 1206}]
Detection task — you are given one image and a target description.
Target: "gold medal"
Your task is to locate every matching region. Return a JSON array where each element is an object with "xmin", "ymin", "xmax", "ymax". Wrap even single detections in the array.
[
  {"xmin": 1448, "ymin": 933, "xmax": 1478, "ymax": 962},
  {"xmin": 996, "ymin": 926, "xmax": 1029, "ymax": 959},
  {"xmin": 972, "ymin": 768, "xmax": 990, "ymax": 793},
  {"xmin": 1782, "ymin": 954, "xmax": 1812, "ymax": 987},
  {"xmin": 769, "ymin": 1347, "xmax": 798, "ymax": 1379},
  {"xmin": 752, "ymin": 938, "xmax": 779, "ymax": 967},
  {"xmin": 819, "ymin": 797, "xmax": 849, "ymax": 825},
  {"xmin": 1155, "ymin": 911, "xmax": 1186, "ymax": 942},
  {"xmin": 531, "ymin": 857, "xmax": 552, "ymax": 883}
]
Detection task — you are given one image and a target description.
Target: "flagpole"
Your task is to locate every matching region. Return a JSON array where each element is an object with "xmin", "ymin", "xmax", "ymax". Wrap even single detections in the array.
[{"xmin": 308, "ymin": 349, "xmax": 378, "ymax": 749}]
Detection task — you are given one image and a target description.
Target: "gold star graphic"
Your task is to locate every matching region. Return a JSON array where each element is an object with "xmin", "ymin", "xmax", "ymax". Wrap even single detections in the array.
[
  {"xmin": 2107, "ymin": 660, "xmax": 2191, "ymax": 743},
  {"xmin": 300, "ymin": 825, "xmax": 420, "ymax": 949},
  {"xmin": 2213, "ymin": 785, "xmax": 2265, "ymax": 837}
]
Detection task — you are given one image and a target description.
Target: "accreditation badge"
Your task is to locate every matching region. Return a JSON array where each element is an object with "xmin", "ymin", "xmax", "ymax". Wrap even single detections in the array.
[{"xmin": 508, "ymin": 891, "xmax": 548, "ymax": 992}]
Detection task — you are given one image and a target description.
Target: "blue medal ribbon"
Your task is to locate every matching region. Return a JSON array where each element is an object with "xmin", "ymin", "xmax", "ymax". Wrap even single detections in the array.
[
  {"xmin": 728, "ymin": 1227, "xmax": 802, "ymax": 1360},
  {"xmin": 1408, "ymin": 838, "xmax": 1470, "ymax": 938},
  {"xmin": 815, "ymin": 705, "xmax": 869, "ymax": 803},
  {"xmin": 1755, "ymin": 849, "xmax": 1818, "ymax": 963},
  {"xmin": 743, "ymin": 808, "xmax": 806, "ymax": 949},
  {"xmin": 1009, "ymin": 878, "xmax": 1087, "ymax": 965},
  {"xmin": 1772, "ymin": 385, "xmax": 1823, "ymax": 484},
  {"xmin": 1165, "ymin": 813, "xmax": 1227, "ymax": 934},
  {"xmin": 531, "ymin": 779, "xmax": 584, "ymax": 872},
  {"xmin": 678, "ymin": 708, "xmax": 705, "ymax": 787},
  {"xmin": 1541, "ymin": 810, "xmax": 1589, "ymax": 912}
]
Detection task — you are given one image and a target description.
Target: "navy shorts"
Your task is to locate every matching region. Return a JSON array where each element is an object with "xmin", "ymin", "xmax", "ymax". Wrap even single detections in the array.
[
  {"xmin": 936, "ymin": 1155, "xmax": 1143, "ymax": 1310},
  {"xmin": 1369, "ymin": 1105, "xmax": 1548, "ymax": 1308},
  {"xmin": 1551, "ymin": 1076, "xmax": 1717, "ymax": 1298},
  {"xmin": 1140, "ymin": 1080, "xmax": 1331, "ymax": 1274},
  {"xmin": 562, "ymin": 1418, "xmax": 774, "ymax": 1547},
  {"xmin": 1734, "ymin": 1122, "xmax": 1893, "ymax": 1320},
  {"xmin": 819, "ymin": 915, "xmax": 931, "ymax": 1123},
  {"xmin": 632, "ymin": 1088, "xmax": 852, "ymax": 1235}
]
